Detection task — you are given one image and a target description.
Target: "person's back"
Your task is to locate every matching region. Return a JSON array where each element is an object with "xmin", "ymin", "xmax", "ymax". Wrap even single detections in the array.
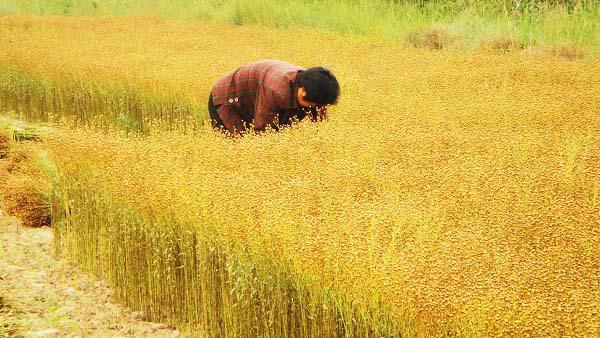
[{"xmin": 208, "ymin": 60, "xmax": 339, "ymax": 135}]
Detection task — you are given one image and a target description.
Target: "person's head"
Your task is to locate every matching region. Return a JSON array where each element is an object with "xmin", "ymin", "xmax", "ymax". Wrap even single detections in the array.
[{"xmin": 297, "ymin": 67, "xmax": 340, "ymax": 108}]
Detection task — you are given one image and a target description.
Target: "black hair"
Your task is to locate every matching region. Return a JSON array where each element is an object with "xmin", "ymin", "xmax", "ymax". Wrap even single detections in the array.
[{"xmin": 297, "ymin": 67, "xmax": 340, "ymax": 105}]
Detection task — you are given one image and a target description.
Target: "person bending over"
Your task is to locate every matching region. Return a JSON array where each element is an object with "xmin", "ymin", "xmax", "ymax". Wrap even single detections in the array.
[{"xmin": 208, "ymin": 60, "xmax": 339, "ymax": 135}]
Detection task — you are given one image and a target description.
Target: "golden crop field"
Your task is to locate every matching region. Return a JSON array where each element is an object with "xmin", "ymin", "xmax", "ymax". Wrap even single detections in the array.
[{"xmin": 1, "ymin": 16, "xmax": 599, "ymax": 337}]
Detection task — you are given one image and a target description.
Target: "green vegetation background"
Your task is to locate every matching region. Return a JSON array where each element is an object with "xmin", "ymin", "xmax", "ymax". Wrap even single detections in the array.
[{"xmin": 1, "ymin": 0, "xmax": 599, "ymax": 54}]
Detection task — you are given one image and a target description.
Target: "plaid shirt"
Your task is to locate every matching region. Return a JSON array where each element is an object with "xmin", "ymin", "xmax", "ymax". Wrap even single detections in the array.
[{"xmin": 211, "ymin": 60, "xmax": 327, "ymax": 133}]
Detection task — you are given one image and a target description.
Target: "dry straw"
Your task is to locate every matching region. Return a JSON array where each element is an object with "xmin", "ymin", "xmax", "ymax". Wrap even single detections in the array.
[
  {"xmin": 0, "ymin": 132, "xmax": 9, "ymax": 158},
  {"xmin": 0, "ymin": 142, "xmax": 51, "ymax": 228},
  {"xmin": 1, "ymin": 173, "xmax": 51, "ymax": 227}
]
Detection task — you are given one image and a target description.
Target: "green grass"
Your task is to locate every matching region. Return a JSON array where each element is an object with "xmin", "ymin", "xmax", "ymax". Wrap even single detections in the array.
[{"xmin": 0, "ymin": 0, "xmax": 598, "ymax": 53}]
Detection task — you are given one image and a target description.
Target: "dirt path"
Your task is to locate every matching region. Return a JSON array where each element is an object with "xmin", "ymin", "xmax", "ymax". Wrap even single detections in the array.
[{"xmin": 0, "ymin": 210, "xmax": 182, "ymax": 338}]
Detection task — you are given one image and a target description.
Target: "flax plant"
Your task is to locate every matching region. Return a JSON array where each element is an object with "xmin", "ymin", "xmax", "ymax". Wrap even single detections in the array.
[
  {"xmin": 0, "ymin": 65, "xmax": 205, "ymax": 133},
  {"xmin": 1, "ymin": 16, "xmax": 599, "ymax": 337},
  {"xmin": 45, "ymin": 108, "xmax": 599, "ymax": 336},
  {"xmin": 50, "ymin": 154, "xmax": 408, "ymax": 337}
]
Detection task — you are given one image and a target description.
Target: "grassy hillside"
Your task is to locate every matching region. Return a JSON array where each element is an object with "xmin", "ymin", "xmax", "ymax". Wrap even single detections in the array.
[{"xmin": 0, "ymin": 0, "xmax": 598, "ymax": 55}]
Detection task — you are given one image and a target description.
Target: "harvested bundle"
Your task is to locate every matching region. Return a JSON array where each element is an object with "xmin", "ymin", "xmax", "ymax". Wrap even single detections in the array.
[
  {"xmin": 0, "ymin": 142, "xmax": 36, "ymax": 183},
  {"xmin": 0, "ymin": 142, "xmax": 52, "ymax": 228},
  {"xmin": 0, "ymin": 132, "xmax": 8, "ymax": 158},
  {"xmin": 11, "ymin": 125, "xmax": 50, "ymax": 141},
  {"xmin": 0, "ymin": 117, "xmax": 50, "ymax": 142},
  {"xmin": 1, "ymin": 172, "xmax": 51, "ymax": 228}
]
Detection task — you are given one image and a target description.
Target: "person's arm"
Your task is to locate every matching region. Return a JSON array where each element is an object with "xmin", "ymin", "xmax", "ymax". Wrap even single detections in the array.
[
  {"xmin": 218, "ymin": 104, "xmax": 246, "ymax": 135},
  {"xmin": 253, "ymin": 90, "xmax": 279, "ymax": 132},
  {"xmin": 308, "ymin": 105, "xmax": 328, "ymax": 122}
]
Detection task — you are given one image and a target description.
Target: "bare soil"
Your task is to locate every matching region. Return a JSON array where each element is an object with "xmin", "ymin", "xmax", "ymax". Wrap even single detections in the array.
[{"xmin": 0, "ymin": 209, "xmax": 183, "ymax": 338}]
